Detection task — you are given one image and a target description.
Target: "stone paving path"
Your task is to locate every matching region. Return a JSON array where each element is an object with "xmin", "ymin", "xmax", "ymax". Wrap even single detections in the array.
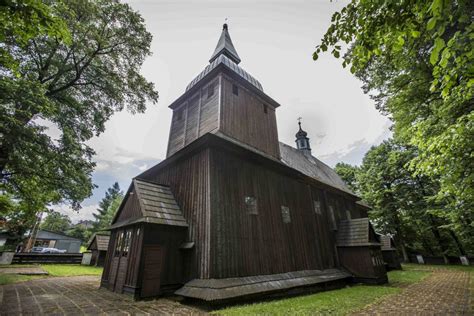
[
  {"xmin": 0, "ymin": 276, "xmax": 206, "ymax": 315},
  {"xmin": 0, "ymin": 269, "xmax": 471, "ymax": 315},
  {"xmin": 0, "ymin": 267, "xmax": 48, "ymax": 275},
  {"xmin": 353, "ymin": 268, "xmax": 472, "ymax": 315}
]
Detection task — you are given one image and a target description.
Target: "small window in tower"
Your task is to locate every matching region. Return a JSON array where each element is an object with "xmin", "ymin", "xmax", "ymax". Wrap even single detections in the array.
[
  {"xmin": 207, "ymin": 83, "xmax": 214, "ymax": 99},
  {"xmin": 281, "ymin": 205, "xmax": 291, "ymax": 223},
  {"xmin": 232, "ymin": 84, "xmax": 239, "ymax": 95},
  {"xmin": 313, "ymin": 200, "xmax": 322, "ymax": 215},
  {"xmin": 263, "ymin": 104, "xmax": 268, "ymax": 114},
  {"xmin": 245, "ymin": 196, "xmax": 258, "ymax": 215}
]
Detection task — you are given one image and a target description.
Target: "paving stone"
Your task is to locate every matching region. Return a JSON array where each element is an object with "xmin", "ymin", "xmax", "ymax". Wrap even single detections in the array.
[
  {"xmin": 0, "ymin": 276, "xmax": 206, "ymax": 315},
  {"xmin": 353, "ymin": 268, "xmax": 471, "ymax": 315}
]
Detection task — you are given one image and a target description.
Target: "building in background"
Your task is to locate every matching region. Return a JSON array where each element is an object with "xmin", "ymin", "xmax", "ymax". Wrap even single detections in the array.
[
  {"xmin": 33, "ymin": 230, "xmax": 82, "ymax": 253},
  {"xmin": 87, "ymin": 232, "xmax": 110, "ymax": 266}
]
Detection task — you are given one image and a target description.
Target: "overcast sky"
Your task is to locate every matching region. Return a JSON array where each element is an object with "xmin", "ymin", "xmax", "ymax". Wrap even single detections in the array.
[{"xmin": 56, "ymin": 0, "xmax": 391, "ymax": 222}]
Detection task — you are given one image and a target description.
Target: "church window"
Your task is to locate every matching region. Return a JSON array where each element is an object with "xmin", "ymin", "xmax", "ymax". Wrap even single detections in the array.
[
  {"xmin": 207, "ymin": 83, "xmax": 214, "ymax": 98},
  {"xmin": 114, "ymin": 231, "xmax": 124, "ymax": 257},
  {"xmin": 329, "ymin": 206, "xmax": 337, "ymax": 230},
  {"xmin": 263, "ymin": 104, "xmax": 268, "ymax": 114},
  {"xmin": 232, "ymin": 84, "xmax": 239, "ymax": 95},
  {"xmin": 313, "ymin": 200, "xmax": 322, "ymax": 215},
  {"xmin": 245, "ymin": 196, "xmax": 258, "ymax": 215},
  {"xmin": 281, "ymin": 205, "xmax": 291, "ymax": 223},
  {"xmin": 122, "ymin": 230, "xmax": 132, "ymax": 257}
]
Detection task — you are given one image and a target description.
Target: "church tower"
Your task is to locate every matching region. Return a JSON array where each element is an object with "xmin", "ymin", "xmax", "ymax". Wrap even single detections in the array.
[
  {"xmin": 295, "ymin": 120, "xmax": 311, "ymax": 154},
  {"xmin": 166, "ymin": 24, "xmax": 281, "ymax": 159}
]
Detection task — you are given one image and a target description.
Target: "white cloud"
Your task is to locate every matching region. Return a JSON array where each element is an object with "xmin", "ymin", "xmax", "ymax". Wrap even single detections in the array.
[{"xmin": 53, "ymin": 203, "xmax": 100, "ymax": 224}]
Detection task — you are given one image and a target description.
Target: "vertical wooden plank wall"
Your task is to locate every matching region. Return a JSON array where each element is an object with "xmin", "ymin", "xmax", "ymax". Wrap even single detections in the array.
[
  {"xmin": 141, "ymin": 149, "xmax": 211, "ymax": 279},
  {"xmin": 167, "ymin": 79, "xmax": 220, "ymax": 157},
  {"xmin": 219, "ymin": 76, "xmax": 280, "ymax": 159},
  {"xmin": 210, "ymin": 149, "xmax": 326, "ymax": 278},
  {"xmin": 209, "ymin": 148, "xmax": 362, "ymax": 279}
]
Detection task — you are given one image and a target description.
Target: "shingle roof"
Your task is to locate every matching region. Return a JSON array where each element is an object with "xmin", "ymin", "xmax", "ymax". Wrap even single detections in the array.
[
  {"xmin": 336, "ymin": 218, "xmax": 380, "ymax": 247},
  {"xmin": 87, "ymin": 233, "xmax": 110, "ymax": 251},
  {"xmin": 133, "ymin": 179, "xmax": 188, "ymax": 227},
  {"xmin": 279, "ymin": 142, "xmax": 354, "ymax": 195},
  {"xmin": 186, "ymin": 54, "xmax": 263, "ymax": 92},
  {"xmin": 380, "ymin": 235, "xmax": 396, "ymax": 251},
  {"xmin": 175, "ymin": 268, "xmax": 351, "ymax": 301},
  {"xmin": 209, "ymin": 23, "xmax": 241, "ymax": 64}
]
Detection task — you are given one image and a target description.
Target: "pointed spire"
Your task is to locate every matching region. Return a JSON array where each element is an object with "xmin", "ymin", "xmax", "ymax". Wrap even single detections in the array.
[{"xmin": 209, "ymin": 23, "xmax": 241, "ymax": 64}]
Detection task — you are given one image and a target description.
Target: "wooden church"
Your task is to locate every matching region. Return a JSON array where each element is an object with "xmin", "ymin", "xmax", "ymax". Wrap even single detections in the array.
[{"xmin": 101, "ymin": 24, "xmax": 387, "ymax": 301}]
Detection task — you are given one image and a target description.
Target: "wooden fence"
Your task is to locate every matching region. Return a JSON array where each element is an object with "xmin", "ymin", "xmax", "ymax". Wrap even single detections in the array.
[{"xmin": 12, "ymin": 253, "xmax": 83, "ymax": 264}]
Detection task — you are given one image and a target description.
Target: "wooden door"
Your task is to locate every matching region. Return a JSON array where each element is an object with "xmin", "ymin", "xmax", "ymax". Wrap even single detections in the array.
[{"xmin": 141, "ymin": 245, "xmax": 164, "ymax": 298}]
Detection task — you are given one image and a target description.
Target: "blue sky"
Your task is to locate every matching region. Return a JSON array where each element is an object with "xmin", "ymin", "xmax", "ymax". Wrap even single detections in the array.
[{"xmin": 53, "ymin": 0, "xmax": 391, "ymax": 223}]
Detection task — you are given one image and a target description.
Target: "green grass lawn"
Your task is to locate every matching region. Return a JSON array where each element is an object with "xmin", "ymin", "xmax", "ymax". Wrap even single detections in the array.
[
  {"xmin": 214, "ymin": 267, "xmax": 430, "ymax": 316},
  {"xmin": 41, "ymin": 264, "xmax": 103, "ymax": 277},
  {"xmin": 0, "ymin": 264, "xmax": 103, "ymax": 285}
]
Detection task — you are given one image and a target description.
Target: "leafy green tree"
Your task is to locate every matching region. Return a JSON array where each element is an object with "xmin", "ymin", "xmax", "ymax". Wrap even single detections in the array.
[
  {"xmin": 0, "ymin": 0, "xmax": 69, "ymax": 73},
  {"xmin": 0, "ymin": 194, "xmax": 38, "ymax": 243},
  {"xmin": 352, "ymin": 139, "xmax": 468, "ymax": 259},
  {"xmin": 315, "ymin": 0, "xmax": 473, "ymax": 246},
  {"xmin": 1, "ymin": 0, "xmax": 158, "ymax": 212},
  {"xmin": 94, "ymin": 194, "xmax": 123, "ymax": 232},
  {"xmin": 92, "ymin": 182, "xmax": 122, "ymax": 230},
  {"xmin": 40, "ymin": 210, "xmax": 71, "ymax": 232},
  {"xmin": 334, "ymin": 162, "xmax": 360, "ymax": 194}
]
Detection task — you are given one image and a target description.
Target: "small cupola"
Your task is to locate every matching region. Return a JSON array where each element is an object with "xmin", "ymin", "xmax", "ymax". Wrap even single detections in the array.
[{"xmin": 295, "ymin": 119, "xmax": 311, "ymax": 155}]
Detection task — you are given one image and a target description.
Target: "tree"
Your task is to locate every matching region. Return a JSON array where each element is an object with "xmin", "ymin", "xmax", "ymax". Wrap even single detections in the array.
[
  {"xmin": 94, "ymin": 194, "xmax": 123, "ymax": 232},
  {"xmin": 314, "ymin": 0, "xmax": 473, "ymax": 246},
  {"xmin": 92, "ymin": 182, "xmax": 122, "ymax": 230},
  {"xmin": 40, "ymin": 210, "xmax": 71, "ymax": 232},
  {"xmin": 334, "ymin": 162, "xmax": 360, "ymax": 194},
  {"xmin": 338, "ymin": 139, "xmax": 469, "ymax": 259},
  {"xmin": 1, "ymin": 0, "xmax": 158, "ymax": 212},
  {"xmin": 0, "ymin": 0, "xmax": 69, "ymax": 73}
]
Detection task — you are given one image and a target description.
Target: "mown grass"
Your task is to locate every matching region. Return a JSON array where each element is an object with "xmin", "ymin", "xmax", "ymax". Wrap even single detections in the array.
[
  {"xmin": 214, "ymin": 268, "xmax": 431, "ymax": 316},
  {"xmin": 41, "ymin": 264, "xmax": 103, "ymax": 277},
  {"xmin": 0, "ymin": 264, "xmax": 103, "ymax": 285}
]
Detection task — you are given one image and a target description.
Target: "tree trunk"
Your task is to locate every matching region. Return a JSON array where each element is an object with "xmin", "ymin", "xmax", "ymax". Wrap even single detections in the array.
[
  {"xmin": 428, "ymin": 215, "xmax": 449, "ymax": 264},
  {"xmin": 449, "ymin": 229, "xmax": 466, "ymax": 256}
]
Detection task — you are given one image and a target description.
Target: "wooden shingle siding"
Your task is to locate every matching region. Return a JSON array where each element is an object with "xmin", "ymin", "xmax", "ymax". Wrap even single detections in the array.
[
  {"xmin": 220, "ymin": 76, "xmax": 280, "ymax": 159},
  {"xmin": 175, "ymin": 268, "xmax": 351, "ymax": 301}
]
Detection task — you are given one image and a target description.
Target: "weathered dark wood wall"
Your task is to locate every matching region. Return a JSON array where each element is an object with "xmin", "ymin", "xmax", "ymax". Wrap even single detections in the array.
[
  {"xmin": 141, "ymin": 148, "xmax": 211, "ymax": 279},
  {"xmin": 101, "ymin": 225, "xmax": 143, "ymax": 295},
  {"xmin": 220, "ymin": 75, "xmax": 280, "ymax": 159},
  {"xmin": 115, "ymin": 187, "xmax": 142, "ymax": 224},
  {"xmin": 209, "ymin": 148, "xmax": 360, "ymax": 278},
  {"xmin": 167, "ymin": 79, "xmax": 220, "ymax": 157},
  {"xmin": 141, "ymin": 224, "xmax": 187, "ymax": 289}
]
